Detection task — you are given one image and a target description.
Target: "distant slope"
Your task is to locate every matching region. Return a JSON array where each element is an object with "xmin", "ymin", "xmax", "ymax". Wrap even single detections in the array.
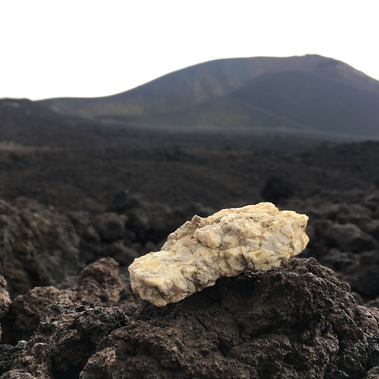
[
  {"xmin": 39, "ymin": 55, "xmax": 379, "ymax": 116},
  {"xmin": 38, "ymin": 55, "xmax": 379, "ymax": 139},
  {"xmin": 116, "ymin": 70, "xmax": 379, "ymax": 138}
]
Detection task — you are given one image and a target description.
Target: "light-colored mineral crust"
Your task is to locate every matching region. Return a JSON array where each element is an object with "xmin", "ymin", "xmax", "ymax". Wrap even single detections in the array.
[{"xmin": 128, "ymin": 203, "xmax": 309, "ymax": 307}]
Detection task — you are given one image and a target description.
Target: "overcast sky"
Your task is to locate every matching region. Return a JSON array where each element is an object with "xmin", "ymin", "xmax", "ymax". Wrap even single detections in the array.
[{"xmin": 1, "ymin": 0, "xmax": 378, "ymax": 100}]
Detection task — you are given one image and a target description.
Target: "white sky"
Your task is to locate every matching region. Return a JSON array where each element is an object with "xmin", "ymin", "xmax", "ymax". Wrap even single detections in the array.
[{"xmin": 1, "ymin": 0, "xmax": 378, "ymax": 101}]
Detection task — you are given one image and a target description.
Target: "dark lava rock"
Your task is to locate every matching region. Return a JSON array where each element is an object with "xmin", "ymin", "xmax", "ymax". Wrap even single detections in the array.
[
  {"xmin": 319, "ymin": 250, "xmax": 358, "ymax": 272},
  {"xmin": 80, "ymin": 258, "xmax": 378, "ymax": 379},
  {"xmin": 260, "ymin": 176, "xmax": 294, "ymax": 204},
  {"xmin": 367, "ymin": 300, "xmax": 379, "ymax": 309},
  {"xmin": 1, "ymin": 342, "xmax": 52, "ymax": 379},
  {"xmin": 368, "ymin": 335, "xmax": 379, "ymax": 369},
  {"xmin": 324, "ymin": 222, "xmax": 378, "ymax": 252},
  {"xmin": 66, "ymin": 211, "xmax": 102, "ymax": 263},
  {"xmin": 2, "ymin": 257, "xmax": 379, "ymax": 378},
  {"xmin": 95, "ymin": 212, "xmax": 126, "ymax": 243},
  {"xmin": 104, "ymin": 241, "xmax": 139, "ymax": 266},
  {"xmin": 354, "ymin": 265, "xmax": 379, "ymax": 299},
  {"xmin": 3, "ymin": 301, "xmax": 128, "ymax": 379},
  {"xmin": 0, "ymin": 258, "xmax": 134, "ymax": 346},
  {"xmin": 108, "ymin": 190, "xmax": 143, "ymax": 213},
  {"xmin": 75, "ymin": 257, "xmax": 125, "ymax": 305},
  {"xmin": 73, "ymin": 257, "xmax": 141, "ymax": 318},
  {"xmin": 0, "ymin": 199, "xmax": 80, "ymax": 298},
  {"xmin": 366, "ymin": 220, "xmax": 379, "ymax": 241},
  {"xmin": 0, "ymin": 341, "xmax": 27, "ymax": 376},
  {"xmin": 0, "ymin": 286, "xmax": 73, "ymax": 344},
  {"xmin": 364, "ymin": 191, "xmax": 379, "ymax": 211},
  {"xmin": 335, "ymin": 203, "xmax": 373, "ymax": 229}
]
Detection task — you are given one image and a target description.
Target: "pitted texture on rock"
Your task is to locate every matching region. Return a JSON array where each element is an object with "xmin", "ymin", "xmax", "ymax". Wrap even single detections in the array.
[
  {"xmin": 1, "ymin": 343, "xmax": 52, "ymax": 379},
  {"xmin": 1, "ymin": 286, "xmax": 74, "ymax": 344},
  {"xmin": 129, "ymin": 203, "xmax": 309, "ymax": 306},
  {"xmin": 3, "ymin": 301, "xmax": 128, "ymax": 379},
  {"xmin": 81, "ymin": 258, "xmax": 379, "ymax": 379},
  {"xmin": 0, "ymin": 258, "xmax": 138, "ymax": 346},
  {"xmin": 75, "ymin": 257, "xmax": 125, "ymax": 304}
]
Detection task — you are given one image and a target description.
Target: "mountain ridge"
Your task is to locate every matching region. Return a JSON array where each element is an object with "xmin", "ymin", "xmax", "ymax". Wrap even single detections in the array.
[{"xmin": 37, "ymin": 54, "xmax": 379, "ymax": 139}]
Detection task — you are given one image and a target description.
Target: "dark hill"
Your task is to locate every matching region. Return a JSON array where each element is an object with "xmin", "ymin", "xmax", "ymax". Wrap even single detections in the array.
[
  {"xmin": 117, "ymin": 70, "xmax": 379, "ymax": 139},
  {"xmin": 38, "ymin": 54, "xmax": 379, "ymax": 139}
]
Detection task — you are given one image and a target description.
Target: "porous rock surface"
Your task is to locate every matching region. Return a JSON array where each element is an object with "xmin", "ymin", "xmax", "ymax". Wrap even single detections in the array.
[
  {"xmin": 0, "ymin": 258, "xmax": 379, "ymax": 378},
  {"xmin": 82, "ymin": 258, "xmax": 379, "ymax": 379},
  {"xmin": 1, "ymin": 302, "xmax": 128, "ymax": 379},
  {"xmin": 0, "ymin": 257, "xmax": 140, "ymax": 346},
  {"xmin": 0, "ymin": 286, "xmax": 73, "ymax": 344},
  {"xmin": 0, "ymin": 258, "xmax": 141, "ymax": 377},
  {"xmin": 129, "ymin": 203, "xmax": 309, "ymax": 306}
]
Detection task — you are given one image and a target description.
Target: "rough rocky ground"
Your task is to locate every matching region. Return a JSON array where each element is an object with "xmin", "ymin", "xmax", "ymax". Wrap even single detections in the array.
[
  {"xmin": 2, "ymin": 190, "xmax": 379, "ymax": 308},
  {"xmin": 0, "ymin": 257, "xmax": 378, "ymax": 378},
  {"xmin": 1, "ymin": 99, "xmax": 379, "ymax": 377}
]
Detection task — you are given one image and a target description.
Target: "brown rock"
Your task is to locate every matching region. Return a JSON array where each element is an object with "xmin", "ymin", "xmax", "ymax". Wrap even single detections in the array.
[
  {"xmin": 75, "ymin": 257, "xmax": 125, "ymax": 305},
  {"xmin": 1, "ymin": 343, "xmax": 52, "ymax": 379},
  {"xmin": 1, "ymin": 286, "xmax": 74, "ymax": 344}
]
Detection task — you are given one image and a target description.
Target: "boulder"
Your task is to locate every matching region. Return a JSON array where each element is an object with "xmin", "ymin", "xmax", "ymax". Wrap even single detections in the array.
[{"xmin": 75, "ymin": 257, "xmax": 125, "ymax": 305}]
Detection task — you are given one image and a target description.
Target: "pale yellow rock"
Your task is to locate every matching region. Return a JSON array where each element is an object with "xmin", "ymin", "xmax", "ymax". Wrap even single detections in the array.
[{"xmin": 128, "ymin": 203, "xmax": 309, "ymax": 307}]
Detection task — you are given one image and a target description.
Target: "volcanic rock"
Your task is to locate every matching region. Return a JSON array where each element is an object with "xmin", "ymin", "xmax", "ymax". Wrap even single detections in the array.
[
  {"xmin": 95, "ymin": 212, "xmax": 126, "ymax": 243},
  {"xmin": 324, "ymin": 222, "xmax": 378, "ymax": 252},
  {"xmin": 1, "ymin": 286, "xmax": 74, "ymax": 344},
  {"xmin": 260, "ymin": 175, "xmax": 294, "ymax": 204},
  {"xmin": 103, "ymin": 241, "xmax": 139, "ymax": 266},
  {"xmin": 0, "ymin": 199, "xmax": 80, "ymax": 298},
  {"xmin": 0, "ymin": 257, "xmax": 136, "ymax": 347},
  {"xmin": 75, "ymin": 257, "xmax": 125, "ymax": 305},
  {"xmin": 1, "ymin": 257, "xmax": 379, "ymax": 378},
  {"xmin": 82, "ymin": 258, "xmax": 378, "ymax": 378},
  {"xmin": 3, "ymin": 302, "xmax": 128, "ymax": 379},
  {"xmin": 354, "ymin": 265, "xmax": 379, "ymax": 299}
]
